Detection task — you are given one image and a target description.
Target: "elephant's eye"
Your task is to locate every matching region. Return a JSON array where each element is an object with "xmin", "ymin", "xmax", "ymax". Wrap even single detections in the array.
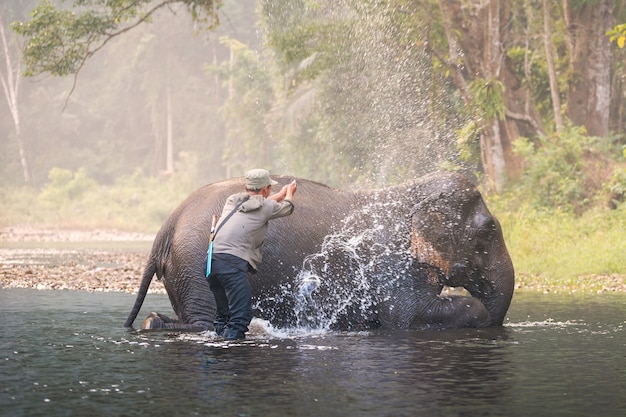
[{"xmin": 472, "ymin": 217, "xmax": 496, "ymax": 249}]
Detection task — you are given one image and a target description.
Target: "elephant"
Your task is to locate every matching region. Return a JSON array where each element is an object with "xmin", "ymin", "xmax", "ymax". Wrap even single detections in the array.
[{"xmin": 124, "ymin": 171, "xmax": 515, "ymax": 332}]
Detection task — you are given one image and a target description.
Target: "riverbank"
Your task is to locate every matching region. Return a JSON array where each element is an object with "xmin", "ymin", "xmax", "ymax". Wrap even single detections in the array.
[
  {"xmin": 0, "ymin": 226, "xmax": 155, "ymax": 243},
  {"xmin": 1, "ymin": 226, "xmax": 624, "ymax": 294},
  {"xmin": 0, "ymin": 226, "xmax": 163, "ymax": 294}
]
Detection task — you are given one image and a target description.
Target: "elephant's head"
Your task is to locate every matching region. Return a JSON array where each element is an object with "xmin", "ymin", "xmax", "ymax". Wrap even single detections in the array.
[{"xmin": 409, "ymin": 173, "xmax": 515, "ymax": 325}]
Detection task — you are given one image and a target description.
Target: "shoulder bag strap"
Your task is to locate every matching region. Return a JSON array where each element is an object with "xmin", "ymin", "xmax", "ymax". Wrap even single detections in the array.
[{"xmin": 212, "ymin": 195, "xmax": 250, "ymax": 241}]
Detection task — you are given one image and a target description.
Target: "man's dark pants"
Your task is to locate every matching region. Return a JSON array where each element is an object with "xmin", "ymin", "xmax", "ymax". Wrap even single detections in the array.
[{"xmin": 207, "ymin": 253, "xmax": 252, "ymax": 340}]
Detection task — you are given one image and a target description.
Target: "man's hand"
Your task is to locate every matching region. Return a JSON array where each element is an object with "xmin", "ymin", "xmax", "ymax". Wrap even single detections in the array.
[
  {"xmin": 269, "ymin": 180, "xmax": 297, "ymax": 202},
  {"xmin": 285, "ymin": 180, "xmax": 297, "ymax": 201}
]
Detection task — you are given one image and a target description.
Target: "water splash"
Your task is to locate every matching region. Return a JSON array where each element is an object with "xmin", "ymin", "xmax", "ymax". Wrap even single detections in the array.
[
  {"xmin": 292, "ymin": 196, "xmax": 415, "ymax": 330},
  {"xmin": 267, "ymin": 1, "xmax": 471, "ymax": 188}
]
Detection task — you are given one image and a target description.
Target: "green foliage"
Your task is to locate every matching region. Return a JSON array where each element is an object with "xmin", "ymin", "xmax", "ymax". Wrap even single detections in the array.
[
  {"xmin": 455, "ymin": 120, "xmax": 481, "ymax": 163},
  {"xmin": 512, "ymin": 126, "xmax": 595, "ymax": 212},
  {"xmin": 606, "ymin": 23, "xmax": 626, "ymax": 48},
  {"xmin": 266, "ymin": 20, "xmax": 318, "ymax": 67},
  {"xmin": 39, "ymin": 167, "xmax": 98, "ymax": 204},
  {"xmin": 467, "ymin": 77, "xmax": 506, "ymax": 121},
  {"xmin": 6, "ymin": 0, "xmax": 625, "ymax": 193},
  {"xmin": 183, "ymin": 0, "xmax": 223, "ymax": 24},
  {"xmin": 605, "ymin": 166, "xmax": 626, "ymax": 208},
  {"xmin": 13, "ymin": 0, "xmax": 113, "ymax": 76},
  {"xmin": 12, "ymin": 0, "xmax": 221, "ymax": 76}
]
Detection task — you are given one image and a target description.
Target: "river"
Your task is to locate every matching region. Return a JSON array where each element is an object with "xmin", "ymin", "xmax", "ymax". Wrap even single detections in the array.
[{"xmin": 1, "ymin": 288, "xmax": 624, "ymax": 417}]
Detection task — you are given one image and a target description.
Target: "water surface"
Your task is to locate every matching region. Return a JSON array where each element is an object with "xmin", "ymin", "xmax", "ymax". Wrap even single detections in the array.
[{"xmin": 1, "ymin": 289, "xmax": 624, "ymax": 417}]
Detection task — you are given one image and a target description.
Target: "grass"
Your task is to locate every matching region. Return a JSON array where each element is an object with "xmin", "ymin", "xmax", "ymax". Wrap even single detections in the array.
[{"xmin": 489, "ymin": 198, "xmax": 626, "ymax": 293}]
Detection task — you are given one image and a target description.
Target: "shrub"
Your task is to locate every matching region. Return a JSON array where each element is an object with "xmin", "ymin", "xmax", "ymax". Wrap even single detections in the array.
[
  {"xmin": 512, "ymin": 126, "xmax": 605, "ymax": 213},
  {"xmin": 605, "ymin": 166, "xmax": 626, "ymax": 209},
  {"xmin": 39, "ymin": 167, "xmax": 98, "ymax": 206},
  {"xmin": 0, "ymin": 166, "xmax": 197, "ymax": 232}
]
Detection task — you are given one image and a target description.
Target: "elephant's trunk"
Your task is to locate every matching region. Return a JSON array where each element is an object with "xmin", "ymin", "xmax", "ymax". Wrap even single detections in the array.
[
  {"xmin": 458, "ymin": 258, "xmax": 514, "ymax": 326},
  {"xmin": 430, "ymin": 255, "xmax": 515, "ymax": 327},
  {"xmin": 481, "ymin": 260, "xmax": 515, "ymax": 326}
]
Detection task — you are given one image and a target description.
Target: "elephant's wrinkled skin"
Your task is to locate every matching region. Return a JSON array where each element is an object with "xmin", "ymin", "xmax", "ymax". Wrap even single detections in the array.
[{"xmin": 124, "ymin": 172, "xmax": 514, "ymax": 331}]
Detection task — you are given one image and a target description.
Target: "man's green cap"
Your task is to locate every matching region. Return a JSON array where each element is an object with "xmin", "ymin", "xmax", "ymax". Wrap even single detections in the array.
[{"xmin": 245, "ymin": 169, "xmax": 278, "ymax": 190}]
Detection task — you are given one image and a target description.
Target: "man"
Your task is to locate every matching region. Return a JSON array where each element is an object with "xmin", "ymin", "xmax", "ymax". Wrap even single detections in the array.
[{"xmin": 208, "ymin": 169, "xmax": 297, "ymax": 340}]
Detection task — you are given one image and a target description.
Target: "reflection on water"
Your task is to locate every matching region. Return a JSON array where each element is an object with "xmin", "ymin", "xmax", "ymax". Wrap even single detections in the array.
[{"xmin": 1, "ymin": 289, "xmax": 624, "ymax": 417}]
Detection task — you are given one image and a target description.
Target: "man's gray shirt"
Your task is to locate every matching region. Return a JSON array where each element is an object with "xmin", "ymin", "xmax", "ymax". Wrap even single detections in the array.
[{"xmin": 212, "ymin": 192, "xmax": 294, "ymax": 270}]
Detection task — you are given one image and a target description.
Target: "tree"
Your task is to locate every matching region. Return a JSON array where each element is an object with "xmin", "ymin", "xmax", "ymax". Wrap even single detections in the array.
[
  {"xmin": 607, "ymin": 13, "xmax": 626, "ymax": 135},
  {"xmin": 543, "ymin": 0, "xmax": 564, "ymax": 133},
  {"xmin": 260, "ymin": 0, "xmax": 469, "ymax": 187},
  {"xmin": 209, "ymin": 36, "xmax": 275, "ymax": 177},
  {"xmin": 12, "ymin": 0, "xmax": 221, "ymax": 77},
  {"xmin": 435, "ymin": 0, "xmax": 543, "ymax": 191},
  {"xmin": 10, "ymin": 0, "xmax": 225, "ymax": 184},
  {"xmin": 1, "ymin": 11, "xmax": 30, "ymax": 183},
  {"xmin": 564, "ymin": 0, "xmax": 614, "ymax": 137}
]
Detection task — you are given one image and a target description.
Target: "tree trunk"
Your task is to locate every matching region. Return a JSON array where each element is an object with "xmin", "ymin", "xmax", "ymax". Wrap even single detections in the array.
[
  {"xmin": 165, "ymin": 19, "xmax": 175, "ymax": 175},
  {"xmin": 1, "ymin": 15, "xmax": 30, "ymax": 183},
  {"xmin": 543, "ymin": 0, "xmax": 564, "ymax": 133},
  {"xmin": 608, "ymin": 0, "xmax": 625, "ymax": 135},
  {"xmin": 565, "ymin": 0, "xmax": 614, "ymax": 137},
  {"xmin": 483, "ymin": 0, "xmax": 507, "ymax": 192},
  {"xmin": 225, "ymin": 45, "xmax": 235, "ymax": 179},
  {"xmin": 166, "ymin": 83, "xmax": 174, "ymax": 173},
  {"xmin": 437, "ymin": 0, "xmax": 542, "ymax": 191}
]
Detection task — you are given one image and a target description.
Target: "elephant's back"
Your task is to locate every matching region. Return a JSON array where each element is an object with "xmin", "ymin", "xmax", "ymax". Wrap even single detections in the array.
[
  {"xmin": 262, "ymin": 176, "xmax": 355, "ymax": 270},
  {"xmin": 162, "ymin": 176, "xmax": 355, "ymax": 271}
]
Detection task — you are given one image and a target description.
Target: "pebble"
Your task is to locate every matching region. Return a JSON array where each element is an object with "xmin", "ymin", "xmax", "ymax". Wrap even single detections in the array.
[{"xmin": 0, "ymin": 227, "xmax": 163, "ymax": 294}]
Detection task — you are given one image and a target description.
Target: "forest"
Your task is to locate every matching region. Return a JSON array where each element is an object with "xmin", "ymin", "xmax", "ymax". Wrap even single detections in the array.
[{"xmin": 1, "ymin": 0, "xmax": 625, "ymax": 289}]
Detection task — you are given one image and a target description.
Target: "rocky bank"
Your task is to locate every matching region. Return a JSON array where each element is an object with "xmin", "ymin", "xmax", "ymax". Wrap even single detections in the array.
[{"xmin": 0, "ymin": 227, "xmax": 164, "ymax": 294}]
